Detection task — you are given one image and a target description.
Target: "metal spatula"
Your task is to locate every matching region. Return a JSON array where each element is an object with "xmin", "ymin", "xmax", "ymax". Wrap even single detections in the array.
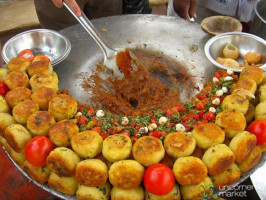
[{"xmin": 63, "ymin": 2, "xmax": 138, "ymax": 79}]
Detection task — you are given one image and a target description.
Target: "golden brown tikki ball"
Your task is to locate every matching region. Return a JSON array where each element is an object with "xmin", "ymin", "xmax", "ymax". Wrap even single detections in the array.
[
  {"xmin": 49, "ymin": 120, "xmax": 79, "ymax": 147},
  {"xmin": 221, "ymin": 94, "xmax": 249, "ymax": 115},
  {"xmin": 164, "ymin": 132, "xmax": 196, "ymax": 158},
  {"xmin": 27, "ymin": 111, "xmax": 55, "ymax": 136},
  {"xmin": 202, "ymin": 144, "xmax": 235, "ymax": 176},
  {"xmin": 111, "ymin": 186, "xmax": 144, "ymax": 200},
  {"xmin": 0, "ymin": 113, "xmax": 16, "ymax": 136},
  {"xmin": 245, "ymin": 103, "xmax": 255, "ymax": 124},
  {"xmin": 71, "ymin": 130, "xmax": 103, "ymax": 158},
  {"xmin": 0, "ymin": 96, "xmax": 10, "ymax": 113},
  {"xmin": 31, "ymin": 86, "xmax": 57, "ymax": 110},
  {"xmin": 28, "ymin": 60, "xmax": 53, "ymax": 77},
  {"xmin": 29, "ymin": 73, "xmax": 59, "ymax": 93},
  {"xmin": 0, "ymin": 68, "xmax": 10, "ymax": 82},
  {"xmin": 180, "ymin": 176, "xmax": 213, "ymax": 200},
  {"xmin": 46, "ymin": 147, "xmax": 80, "ymax": 177},
  {"xmin": 75, "ymin": 159, "xmax": 108, "ymax": 187},
  {"xmin": 109, "ymin": 160, "xmax": 144, "ymax": 190},
  {"xmin": 22, "ymin": 160, "xmax": 51, "ymax": 184},
  {"xmin": 244, "ymin": 51, "xmax": 262, "ymax": 65},
  {"xmin": 48, "ymin": 94, "xmax": 78, "ymax": 121},
  {"xmin": 102, "ymin": 134, "xmax": 132, "ymax": 162},
  {"xmin": 144, "ymin": 184, "xmax": 180, "ymax": 200},
  {"xmin": 215, "ymin": 110, "xmax": 246, "ymax": 138},
  {"xmin": 231, "ymin": 78, "xmax": 257, "ymax": 92},
  {"xmin": 192, "ymin": 123, "xmax": 225, "ymax": 149},
  {"xmin": 8, "ymin": 57, "xmax": 30, "ymax": 72},
  {"xmin": 237, "ymin": 146, "xmax": 262, "ymax": 173},
  {"xmin": 173, "ymin": 156, "xmax": 207, "ymax": 186},
  {"xmin": 132, "ymin": 136, "xmax": 165, "ymax": 167},
  {"xmin": 4, "ymin": 141, "xmax": 26, "ymax": 166},
  {"xmin": 259, "ymin": 84, "xmax": 266, "ymax": 102},
  {"xmin": 255, "ymin": 101, "xmax": 266, "ymax": 120},
  {"xmin": 51, "ymin": 71, "xmax": 59, "ymax": 85},
  {"xmin": 223, "ymin": 43, "xmax": 239, "ymax": 60},
  {"xmin": 0, "ymin": 135, "xmax": 26, "ymax": 165},
  {"xmin": 76, "ymin": 182, "xmax": 111, "ymax": 200},
  {"xmin": 12, "ymin": 99, "xmax": 40, "ymax": 125},
  {"xmin": 231, "ymin": 78, "xmax": 257, "ymax": 100},
  {"xmin": 229, "ymin": 131, "xmax": 257, "ymax": 163},
  {"xmin": 210, "ymin": 163, "xmax": 241, "ymax": 189},
  {"xmin": 4, "ymin": 124, "xmax": 31, "ymax": 153},
  {"xmin": 5, "ymin": 87, "xmax": 31, "ymax": 108},
  {"xmin": 240, "ymin": 65, "xmax": 265, "ymax": 86},
  {"xmin": 4, "ymin": 71, "xmax": 29, "ymax": 89},
  {"xmin": 48, "ymin": 172, "xmax": 79, "ymax": 195}
]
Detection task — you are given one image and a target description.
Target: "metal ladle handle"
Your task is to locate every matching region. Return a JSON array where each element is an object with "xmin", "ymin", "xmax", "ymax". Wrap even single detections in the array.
[{"xmin": 63, "ymin": 2, "xmax": 117, "ymax": 59}]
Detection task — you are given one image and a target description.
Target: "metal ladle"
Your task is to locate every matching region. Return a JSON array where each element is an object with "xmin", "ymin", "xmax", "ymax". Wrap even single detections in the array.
[{"xmin": 63, "ymin": 2, "xmax": 138, "ymax": 79}]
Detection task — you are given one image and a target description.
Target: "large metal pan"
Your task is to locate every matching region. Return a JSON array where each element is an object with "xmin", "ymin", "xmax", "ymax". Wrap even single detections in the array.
[
  {"xmin": 56, "ymin": 14, "xmax": 217, "ymax": 105},
  {"xmin": 3, "ymin": 14, "xmax": 266, "ymax": 199}
]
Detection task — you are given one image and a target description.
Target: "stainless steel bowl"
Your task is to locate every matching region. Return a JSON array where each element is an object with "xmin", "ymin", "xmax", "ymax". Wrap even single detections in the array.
[
  {"xmin": 250, "ymin": 0, "xmax": 266, "ymax": 39},
  {"xmin": 204, "ymin": 32, "xmax": 266, "ymax": 72},
  {"xmin": 1, "ymin": 29, "xmax": 71, "ymax": 66}
]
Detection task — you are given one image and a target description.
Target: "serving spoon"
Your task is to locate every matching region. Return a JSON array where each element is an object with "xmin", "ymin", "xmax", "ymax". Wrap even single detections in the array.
[{"xmin": 63, "ymin": 2, "xmax": 138, "ymax": 79}]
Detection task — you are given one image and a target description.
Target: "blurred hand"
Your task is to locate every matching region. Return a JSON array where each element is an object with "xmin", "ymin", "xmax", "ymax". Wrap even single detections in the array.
[
  {"xmin": 52, "ymin": 0, "xmax": 81, "ymax": 16},
  {"xmin": 173, "ymin": 0, "xmax": 197, "ymax": 19}
]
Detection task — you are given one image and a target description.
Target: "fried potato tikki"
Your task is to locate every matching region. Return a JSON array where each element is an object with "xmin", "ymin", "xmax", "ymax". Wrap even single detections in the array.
[
  {"xmin": 173, "ymin": 156, "xmax": 207, "ymax": 186},
  {"xmin": 164, "ymin": 132, "xmax": 196, "ymax": 158},
  {"xmin": 109, "ymin": 160, "xmax": 144, "ymax": 190},
  {"xmin": 132, "ymin": 136, "xmax": 165, "ymax": 167},
  {"xmin": 202, "ymin": 144, "xmax": 235, "ymax": 175}
]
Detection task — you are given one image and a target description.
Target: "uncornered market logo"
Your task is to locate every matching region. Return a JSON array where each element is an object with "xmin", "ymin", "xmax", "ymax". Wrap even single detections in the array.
[{"xmin": 199, "ymin": 184, "xmax": 219, "ymax": 199}]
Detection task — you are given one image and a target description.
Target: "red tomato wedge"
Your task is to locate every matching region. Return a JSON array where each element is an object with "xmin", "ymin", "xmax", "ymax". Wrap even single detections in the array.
[
  {"xmin": 25, "ymin": 136, "xmax": 54, "ymax": 167},
  {"xmin": 33, "ymin": 55, "xmax": 51, "ymax": 63},
  {"xmin": 144, "ymin": 163, "xmax": 175, "ymax": 196},
  {"xmin": 0, "ymin": 82, "xmax": 9, "ymax": 97},
  {"xmin": 17, "ymin": 49, "xmax": 34, "ymax": 63},
  {"xmin": 247, "ymin": 120, "xmax": 266, "ymax": 145}
]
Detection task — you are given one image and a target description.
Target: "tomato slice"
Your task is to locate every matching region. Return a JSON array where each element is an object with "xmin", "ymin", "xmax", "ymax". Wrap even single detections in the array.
[
  {"xmin": 149, "ymin": 131, "xmax": 167, "ymax": 138},
  {"xmin": 77, "ymin": 115, "xmax": 88, "ymax": 125},
  {"xmin": 0, "ymin": 82, "xmax": 10, "ymax": 97},
  {"xmin": 150, "ymin": 118, "xmax": 158, "ymax": 125},
  {"xmin": 120, "ymin": 131, "xmax": 130, "ymax": 137},
  {"xmin": 203, "ymin": 111, "xmax": 216, "ymax": 121},
  {"xmin": 33, "ymin": 55, "xmax": 51, "ymax": 63},
  {"xmin": 108, "ymin": 128, "xmax": 115, "ymax": 135},
  {"xmin": 130, "ymin": 135, "xmax": 138, "ymax": 143},
  {"xmin": 100, "ymin": 133, "xmax": 109, "ymax": 140},
  {"xmin": 247, "ymin": 120, "xmax": 266, "ymax": 145},
  {"xmin": 197, "ymin": 92, "xmax": 208, "ymax": 100},
  {"xmin": 93, "ymin": 126, "xmax": 101, "ymax": 133},
  {"xmin": 214, "ymin": 72, "xmax": 221, "ymax": 79},
  {"xmin": 25, "ymin": 136, "xmax": 54, "ymax": 167},
  {"xmin": 195, "ymin": 101, "xmax": 205, "ymax": 110},
  {"xmin": 144, "ymin": 163, "xmax": 175, "ymax": 196},
  {"xmin": 17, "ymin": 49, "xmax": 34, "ymax": 63},
  {"xmin": 149, "ymin": 131, "xmax": 161, "ymax": 138}
]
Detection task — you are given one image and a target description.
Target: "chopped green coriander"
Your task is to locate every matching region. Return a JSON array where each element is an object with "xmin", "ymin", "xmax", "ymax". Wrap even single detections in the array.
[
  {"xmin": 183, "ymin": 102, "xmax": 195, "ymax": 109},
  {"xmin": 80, "ymin": 124, "xmax": 86, "ymax": 131}
]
